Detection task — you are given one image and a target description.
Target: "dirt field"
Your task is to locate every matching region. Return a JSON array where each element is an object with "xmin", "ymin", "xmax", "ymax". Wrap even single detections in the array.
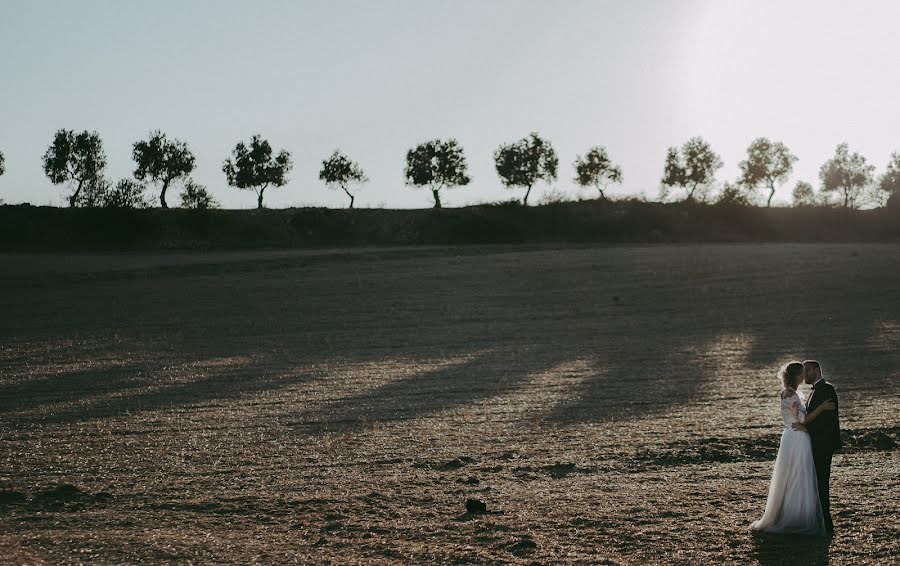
[{"xmin": 1, "ymin": 243, "xmax": 898, "ymax": 564}]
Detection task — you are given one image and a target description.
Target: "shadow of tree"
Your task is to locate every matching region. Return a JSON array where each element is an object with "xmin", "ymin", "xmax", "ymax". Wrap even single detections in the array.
[
  {"xmin": 8, "ymin": 355, "xmax": 317, "ymax": 424},
  {"xmin": 289, "ymin": 344, "xmax": 583, "ymax": 431},
  {"xmin": 0, "ymin": 363, "xmax": 146, "ymax": 414}
]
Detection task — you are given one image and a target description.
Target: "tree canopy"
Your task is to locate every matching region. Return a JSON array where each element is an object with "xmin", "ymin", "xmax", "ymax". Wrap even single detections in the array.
[
  {"xmin": 818, "ymin": 143, "xmax": 875, "ymax": 209},
  {"xmin": 791, "ymin": 181, "xmax": 817, "ymax": 207},
  {"xmin": 76, "ymin": 177, "xmax": 112, "ymax": 208},
  {"xmin": 494, "ymin": 132, "xmax": 558, "ymax": 206},
  {"xmin": 106, "ymin": 179, "xmax": 150, "ymax": 209},
  {"xmin": 404, "ymin": 139, "xmax": 470, "ymax": 208},
  {"xmin": 878, "ymin": 152, "xmax": 900, "ymax": 207},
  {"xmin": 180, "ymin": 179, "xmax": 218, "ymax": 210},
  {"xmin": 133, "ymin": 131, "xmax": 196, "ymax": 208},
  {"xmin": 0, "ymin": 149, "xmax": 5, "ymax": 177},
  {"xmin": 573, "ymin": 146, "xmax": 622, "ymax": 199},
  {"xmin": 71, "ymin": 177, "xmax": 149, "ymax": 209},
  {"xmin": 42, "ymin": 129, "xmax": 107, "ymax": 207},
  {"xmin": 320, "ymin": 150, "xmax": 368, "ymax": 208},
  {"xmin": 223, "ymin": 135, "xmax": 293, "ymax": 209},
  {"xmin": 715, "ymin": 181, "xmax": 752, "ymax": 206},
  {"xmin": 660, "ymin": 137, "xmax": 722, "ymax": 202},
  {"xmin": 738, "ymin": 138, "xmax": 797, "ymax": 207}
]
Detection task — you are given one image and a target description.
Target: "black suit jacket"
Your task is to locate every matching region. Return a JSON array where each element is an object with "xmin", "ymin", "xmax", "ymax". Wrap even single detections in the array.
[{"xmin": 805, "ymin": 380, "xmax": 842, "ymax": 453}]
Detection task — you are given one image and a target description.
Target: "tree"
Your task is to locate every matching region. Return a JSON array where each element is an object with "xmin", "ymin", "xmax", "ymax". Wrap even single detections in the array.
[
  {"xmin": 818, "ymin": 143, "xmax": 875, "ymax": 209},
  {"xmin": 0, "ymin": 149, "xmax": 5, "ymax": 177},
  {"xmin": 132, "ymin": 131, "xmax": 196, "ymax": 209},
  {"xmin": 180, "ymin": 179, "xmax": 219, "ymax": 210},
  {"xmin": 42, "ymin": 129, "xmax": 107, "ymax": 207},
  {"xmin": 74, "ymin": 177, "xmax": 149, "ymax": 209},
  {"xmin": 77, "ymin": 176, "xmax": 112, "ymax": 208},
  {"xmin": 738, "ymin": 138, "xmax": 797, "ymax": 207},
  {"xmin": 791, "ymin": 181, "xmax": 817, "ymax": 207},
  {"xmin": 716, "ymin": 181, "xmax": 751, "ymax": 206},
  {"xmin": 660, "ymin": 137, "xmax": 723, "ymax": 201},
  {"xmin": 494, "ymin": 132, "xmax": 558, "ymax": 206},
  {"xmin": 573, "ymin": 146, "xmax": 622, "ymax": 199},
  {"xmin": 877, "ymin": 152, "xmax": 900, "ymax": 207},
  {"xmin": 319, "ymin": 150, "xmax": 368, "ymax": 208},
  {"xmin": 404, "ymin": 138, "xmax": 471, "ymax": 208},
  {"xmin": 223, "ymin": 135, "xmax": 292, "ymax": 209},
  {"xmin": 105, "ymin": 179, "xmax": 150, "ymax": 209}
]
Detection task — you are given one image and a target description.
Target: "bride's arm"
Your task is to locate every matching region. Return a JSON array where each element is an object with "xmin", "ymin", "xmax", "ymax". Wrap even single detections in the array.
[
  {"xmin": 792, "ymin": 399, "xmax": 836, "ymax": 430},
  {"xmin": 802, "ymin": 399, "xmax": 835, "ymax": 424}
]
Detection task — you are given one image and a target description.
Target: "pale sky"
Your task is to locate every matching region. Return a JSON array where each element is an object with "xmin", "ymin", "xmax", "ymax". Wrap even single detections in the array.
[{"xmin": 1, "ymin": 0, "xmax": 898, "ymax": 209}]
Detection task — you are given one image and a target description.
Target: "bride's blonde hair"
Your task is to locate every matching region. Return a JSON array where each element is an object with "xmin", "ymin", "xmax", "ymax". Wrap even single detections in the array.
[{"xmin": 779, "ymin": 361, "xmax": 805, "ymax": 390}]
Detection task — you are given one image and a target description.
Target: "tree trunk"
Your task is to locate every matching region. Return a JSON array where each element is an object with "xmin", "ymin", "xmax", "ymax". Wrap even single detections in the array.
[
  {"xmin": 767, "ymin": 184, "xmax": 775, "ymax": 207},
  {"xmin": 160, "ymin": 179, "xmax": 170, "ymax": 209},
  {"xmin": 432, "ymin": 189, "xmax": 442, "ymax": 209},
  {"xmin": 257, "ymin": 186, "xmax": 266, "ymax": 209},
  {"xmin": 69, "ymin": 180, "xmax": 83, "ymax": 208},
  {"xmin": 343, "ymin": 187, "xmax": 355, "ymax": 209},
  {"xmin": 523, "ymin": 184, "xmax": 533, "ymax": 206}
]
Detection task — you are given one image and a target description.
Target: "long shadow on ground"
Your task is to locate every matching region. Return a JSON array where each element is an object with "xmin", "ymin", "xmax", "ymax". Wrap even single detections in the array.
[{"xmin": 1, "ymin": 245, "xmax": 898, "ymax": 427}]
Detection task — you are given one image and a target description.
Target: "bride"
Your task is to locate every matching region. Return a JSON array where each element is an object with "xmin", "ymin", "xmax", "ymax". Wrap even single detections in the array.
[{"xmin": 750, "ymin": 361, "xmax": 835, "ymax": 536}]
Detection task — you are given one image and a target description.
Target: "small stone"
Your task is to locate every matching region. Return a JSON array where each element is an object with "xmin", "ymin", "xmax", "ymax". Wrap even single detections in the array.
[
  {"xmin": 465, "ymin": 498, "xmax": 487, "ymax": 514},
  {"xmin": 0, "ymin": 490, "xmax": 28, "ymax": 506},
  {"xmin": 33, "ymin": 483, "xmax": 84, "ymax": 506},
  {"xmin": 874, "ymin": 432, "xmax": 896, "ymax": 450},
  {"xmin": 508, "ymin": 535, "xmax": 537, "ymax": 556},
  {"xmin": 94, "ymin": 492, "xmax": 114, "ymax": 503},
  {"xmin": 323, "ymin": 521, "xmax": 342, "ymax": 532},
  {"xmin": 440, "ymin": 456, "xmax": 475, "ymax": 471}
]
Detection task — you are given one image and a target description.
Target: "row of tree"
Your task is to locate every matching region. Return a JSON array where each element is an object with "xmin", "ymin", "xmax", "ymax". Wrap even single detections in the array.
[
  {"xmin": 1, "ymin": 132, "xmax": 898, "ymax": 210},
  {"xmin": 662, "ymin": 137, "xmax": 900, "ymax": 209}
]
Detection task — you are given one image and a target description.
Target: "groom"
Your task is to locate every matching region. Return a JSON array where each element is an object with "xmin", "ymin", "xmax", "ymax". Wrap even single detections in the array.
[{"xmin": 794, "ymin": 360, "xmax": 842, "ymax": 533}]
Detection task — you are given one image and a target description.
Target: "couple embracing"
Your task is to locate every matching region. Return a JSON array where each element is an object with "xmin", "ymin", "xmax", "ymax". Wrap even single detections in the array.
[{"xmin": 751, "ymin": 360, "xmax": 841, "ymax": 537}]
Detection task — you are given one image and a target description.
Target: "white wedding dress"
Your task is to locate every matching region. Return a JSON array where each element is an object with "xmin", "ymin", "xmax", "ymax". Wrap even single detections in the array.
[{"xmin": 750, "ymin": 389, "xmax": 826, "ymax": 536}]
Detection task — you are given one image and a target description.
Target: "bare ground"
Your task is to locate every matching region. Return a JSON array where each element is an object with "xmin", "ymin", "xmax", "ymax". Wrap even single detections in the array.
[{"xmin": 0, "ymin": 243, "xmax": 898, "ymax": 564}]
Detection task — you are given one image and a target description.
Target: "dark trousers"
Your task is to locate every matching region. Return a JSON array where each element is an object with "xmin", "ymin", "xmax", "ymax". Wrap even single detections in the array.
[{"xmin": 812, "ymin": 449, "xmax": 834, "ymax": 531}]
